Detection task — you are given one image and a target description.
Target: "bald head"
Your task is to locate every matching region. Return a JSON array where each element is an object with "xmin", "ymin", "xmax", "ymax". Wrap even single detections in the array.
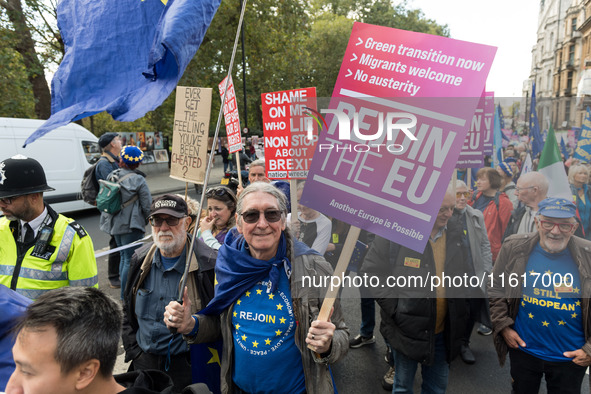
[
  {"xmin": 433, "ymin": 187, "xmax": 456, "ymax": 234},
  {"xmin": 515, "ymin": 171, "xmax": 548, "ymax": 210}
]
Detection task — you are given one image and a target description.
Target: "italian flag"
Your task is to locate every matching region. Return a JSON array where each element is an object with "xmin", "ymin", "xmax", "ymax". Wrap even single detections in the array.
[{"xmin": 538, "ymin": 126, "xmax": 572, "ymax": 200}]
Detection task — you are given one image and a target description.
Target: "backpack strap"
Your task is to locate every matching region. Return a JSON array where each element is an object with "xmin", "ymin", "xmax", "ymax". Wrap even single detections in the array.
[
  {"xmin": 116, "ymin": 172, "xmax": 140, "ymax": 209},
  {"xmin": 101, "ymin": 153, "xmax": 116, "ymax": 163},
  {"xmin": 494, "ymin": 191, "xmax": 501, "ymax": 211}
]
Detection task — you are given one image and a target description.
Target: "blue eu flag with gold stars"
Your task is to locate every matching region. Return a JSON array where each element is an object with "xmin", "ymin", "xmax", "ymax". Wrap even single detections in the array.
[
  {"xmin": 529, "ymin": 83, "xmax": 544, "ymax": 158},
  {"xmin": 24, "ymin": 0, "xmax": 220, "ymax": 147}
]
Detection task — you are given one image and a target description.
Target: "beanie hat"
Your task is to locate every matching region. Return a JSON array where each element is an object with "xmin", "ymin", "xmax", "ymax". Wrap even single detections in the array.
[
  {"xmin": 499, "ymin": 162, "xmax": 513, "ymax": 177},
  {"xmin": 120, "ymin": 145, "xmax": 144, "ymax": 165}
]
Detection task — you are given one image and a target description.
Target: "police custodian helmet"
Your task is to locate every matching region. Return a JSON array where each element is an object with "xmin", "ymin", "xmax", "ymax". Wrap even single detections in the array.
[{"xmin": 0, "ymin": 155, "xmax": 55, "ymax": 199}]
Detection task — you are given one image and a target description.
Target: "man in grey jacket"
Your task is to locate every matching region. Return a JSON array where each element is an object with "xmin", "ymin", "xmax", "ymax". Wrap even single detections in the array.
[
  {"xmin": 453, "ymin": 180, "xmax": 493, "ymax": 364},
  {"xmin": 96, "ymin": 132, "xmax": 123, "ymax": 288}
]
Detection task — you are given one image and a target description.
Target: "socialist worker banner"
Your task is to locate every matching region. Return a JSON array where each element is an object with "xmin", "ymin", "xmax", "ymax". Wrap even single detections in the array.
[
  {"xmin": 456, "ymin": 91, "xmax": 485, "ymax": 168},
  {"xmin": 261, "ymin": 87, "xmax": 318, "ymax": 179},
  {"xmin": 300, "ymin": 22, "xmax": 497, "ymax": 253},
  {"xmin": 482, "ymin": 91, "xmax": 494, "ymax": 155},
  {"xmin": 219, "ymin": 76, "xmax": 242, "ymax": 153}
]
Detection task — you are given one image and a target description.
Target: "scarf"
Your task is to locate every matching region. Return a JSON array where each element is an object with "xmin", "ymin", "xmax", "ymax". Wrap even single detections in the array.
[{"xmin": 200, "ymin": 228, "xmax": 318, "ymax": 315}]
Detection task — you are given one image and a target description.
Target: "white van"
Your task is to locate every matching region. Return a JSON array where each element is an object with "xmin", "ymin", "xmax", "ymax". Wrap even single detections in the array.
[{"xmin": 0, "ymin": 117, "xmax": 100, "ymax": 213}]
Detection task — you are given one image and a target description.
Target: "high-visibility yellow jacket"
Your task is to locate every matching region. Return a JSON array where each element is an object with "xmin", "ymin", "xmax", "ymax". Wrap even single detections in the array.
[{"xmin": 0, "ymin": 206, "xmax": 98, "ymax": 300}]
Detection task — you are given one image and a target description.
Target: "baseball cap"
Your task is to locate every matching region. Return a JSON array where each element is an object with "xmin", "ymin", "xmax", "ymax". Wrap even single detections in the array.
[
  {"xmin": 537, "ymin": 198, "xmax": 577, "ymax": 219},
  {"xmin": 150, "ymin": 194, "xmax": 188, "ymax": 218}
]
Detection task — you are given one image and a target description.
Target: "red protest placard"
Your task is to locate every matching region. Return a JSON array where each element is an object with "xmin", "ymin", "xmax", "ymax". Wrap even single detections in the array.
[
  {"xmin": 219, "ymin": 76, "xmax": 242, "ymax": 153},
  {"xmin": 261, "ymin": 87, "xmax": 318, "ymax": 179}
]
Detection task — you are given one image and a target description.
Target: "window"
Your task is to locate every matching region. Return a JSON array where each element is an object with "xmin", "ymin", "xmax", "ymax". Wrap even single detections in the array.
[
  {"xmin": 567, "ymin": 71, "xmax": 574, "ymax": 91},
  {"xmin": 82, "ymin": 141, "xmax": 101, "ymax": 164},
  {"xmin": 569, "ymin": 45, "xmax": 575, "ymax": 65},
  {"xmin": 572, "ymin": 17, "xmax": 577, "ymax": 34}
]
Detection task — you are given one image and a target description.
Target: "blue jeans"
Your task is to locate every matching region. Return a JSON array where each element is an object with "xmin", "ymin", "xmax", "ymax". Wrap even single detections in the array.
[
  {"xmin": 114, "ymin": 229, "xmax": 144, "ymax": 299},
  {"xmin": 359, "ymin": 296, "xmax": 376, "ymax": 337},
  {"xmin": 393, "ymin": 333, "xmax": 449, "ymax": 394}
]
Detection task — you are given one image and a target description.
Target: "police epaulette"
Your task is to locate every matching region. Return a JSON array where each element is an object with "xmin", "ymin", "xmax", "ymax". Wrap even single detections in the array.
[{"xmin": 68, "ymin": 221, "xmax": 88, "ymax": 238}]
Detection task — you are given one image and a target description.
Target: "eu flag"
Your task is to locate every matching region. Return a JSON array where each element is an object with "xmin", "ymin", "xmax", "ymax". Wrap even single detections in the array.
[
  {"xmin": 191, "ymin": 340, "xmax": 223, "ymax": 394},
  {"xmin": 529, "ymin": 83, "xmax": 544, "ymax": 158},
  {"xmin": 573, "ymin": 106, "xmax": 591, "ymax": 162},
  {"xmin": 24, "ymin": 0, "xmax": 221, "ymax": 146},
  {"xmin": 560, "ymin": 137, "xmax": 569, "ymax": 159},
  {"xmin": 493, "ymin": 104, "xmax": 503, "ymax": 166}
]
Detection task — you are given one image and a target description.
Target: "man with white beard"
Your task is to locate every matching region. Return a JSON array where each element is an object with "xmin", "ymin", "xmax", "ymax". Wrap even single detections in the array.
[{"xmin": 121, "ymin": 194, "xmax": 217, "ymax": 392}]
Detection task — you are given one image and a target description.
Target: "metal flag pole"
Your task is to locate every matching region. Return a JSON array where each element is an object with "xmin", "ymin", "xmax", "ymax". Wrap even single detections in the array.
[{"xmin": 173, "ymin": 0, "xmax": 249, "ymax": 315}]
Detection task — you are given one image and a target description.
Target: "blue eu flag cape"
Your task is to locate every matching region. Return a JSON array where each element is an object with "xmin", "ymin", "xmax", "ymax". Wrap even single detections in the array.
[
  {"xmin": 25, "ymin": 0, "xmax": 221, "ymax": 146},
  {"xmin": 0, "ymin": 285, "xmax": 31, "ymax": 390}
]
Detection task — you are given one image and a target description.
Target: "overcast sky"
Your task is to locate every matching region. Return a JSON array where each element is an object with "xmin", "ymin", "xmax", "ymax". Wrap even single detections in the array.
[{"xmin": 408, "ymin": 0, "xmax": 540, "ymax": 97}]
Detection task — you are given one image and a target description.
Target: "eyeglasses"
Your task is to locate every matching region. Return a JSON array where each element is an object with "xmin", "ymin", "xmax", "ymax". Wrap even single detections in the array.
[
  {"xmin": 456, "ymin": 191, "xmax": 471, "ymax": 198},
  {"xmin": 0, "ymin": 197, "xmax": 14, "ymax": 205},
  {"xmin": 538, "ymin": 220, "xmax": 576, "ymax": 233},
  {"xmin": 0, "ymin": 195, "xmax": 24, "ymax": 205},
  {"xmin": 149, "ymin": 216, "xmax": 185, "ymax": 227},
  {"xmin": 515, "ymin": 186, "xmax": 536, "ymax": 193},
  {"xmin": 241, "ymin": 209, "xmax": 282, "ymax": 224}
]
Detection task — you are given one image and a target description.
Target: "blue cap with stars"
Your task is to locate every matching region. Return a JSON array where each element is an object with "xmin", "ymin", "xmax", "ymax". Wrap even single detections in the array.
[
  {"xmin": 120, "ymin": 145, "xmax": 144, "ymax": 165},
  {"xmin": 537, "ymin": 197, "xmax": 577, "ymax": 219}
]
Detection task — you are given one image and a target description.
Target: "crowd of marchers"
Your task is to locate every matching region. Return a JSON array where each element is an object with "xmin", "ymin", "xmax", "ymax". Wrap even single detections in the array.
[{"xmin": 1, "ymin": 136, "xmax": 591, "ymax": 394}]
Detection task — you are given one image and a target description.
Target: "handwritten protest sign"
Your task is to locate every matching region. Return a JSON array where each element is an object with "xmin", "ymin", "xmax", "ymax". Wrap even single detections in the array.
[
  {"xmin": 482, "ymin": 91, "xmax": 494, "ymax": 155},
  {"xmin": 170, "ymin": 86, "xmax": 211, "ymax": 183},
  {"xmin": 219, "ymin": 76, "xmax": 242, "ymax": 153},
  {"xmin": 457, "ymin": 92, "xmax": 485, "ymax": 168},
  {"xmin": 300, "ymin": 23, "xmax": 496, "ymax": 253},
  {"xmin": 261, "ymin": 87, "xmax": 318, "ymax": 179}
]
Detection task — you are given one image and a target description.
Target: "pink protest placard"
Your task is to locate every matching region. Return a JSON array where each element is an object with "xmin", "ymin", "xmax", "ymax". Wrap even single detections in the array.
[
  {"xmin": 568, "ymin": 129, "xmax": 576, "ymax": 149},
  {"xmin": 261, "ymin": 87, "xmax": 318, "ymax": 179},
  {"xmin": 457, "ymin": 91, "xmax": 485, "ymax": 168},
  {"xmin": 300, "ymin": 22, "xmax": 496, "ymax": 253},
  {"xmin": 482, "ymin": 91, "xmax": 494, "ymax": 155},
  {"xmin": 219, "ymin": 76, "xmax": 242, "ymax": 153}
]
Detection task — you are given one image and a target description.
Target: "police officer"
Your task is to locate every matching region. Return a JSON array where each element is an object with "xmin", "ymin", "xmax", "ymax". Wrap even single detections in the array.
[{"xmin": 0, "ymin": 155, "xmax": 98, "ymax": 300}]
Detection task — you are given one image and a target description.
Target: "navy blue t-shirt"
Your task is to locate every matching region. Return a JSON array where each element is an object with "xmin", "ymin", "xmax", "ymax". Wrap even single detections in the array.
[
  {"xmin": 232, "ymin": 268, "xmax": 305, "ymax": 393},
  {"xmin": 514, "ymin": 244, "xmax": 585, "ymax": 362}
]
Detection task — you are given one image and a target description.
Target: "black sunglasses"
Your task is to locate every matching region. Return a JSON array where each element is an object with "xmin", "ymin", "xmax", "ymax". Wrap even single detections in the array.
[
  {"xmin": 206, "ymin": 187, "xmax": 231, "ymax": 198},
  {"xmin": 241, "ymin": 209, "xmax": 282, "ymax": 224},
  {"xmin": 149, "ymin": 216, "xmax": 185, "ymax": 227}
]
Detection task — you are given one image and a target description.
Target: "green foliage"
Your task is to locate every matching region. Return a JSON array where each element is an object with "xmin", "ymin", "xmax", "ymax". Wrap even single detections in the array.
[
  {"xmin": 0, "ymin": 28, "xmax": 36, "ymax": 117},
  {"xmin": 0, "ymin": 0, "xmax": 449, "ymax": 135}
]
